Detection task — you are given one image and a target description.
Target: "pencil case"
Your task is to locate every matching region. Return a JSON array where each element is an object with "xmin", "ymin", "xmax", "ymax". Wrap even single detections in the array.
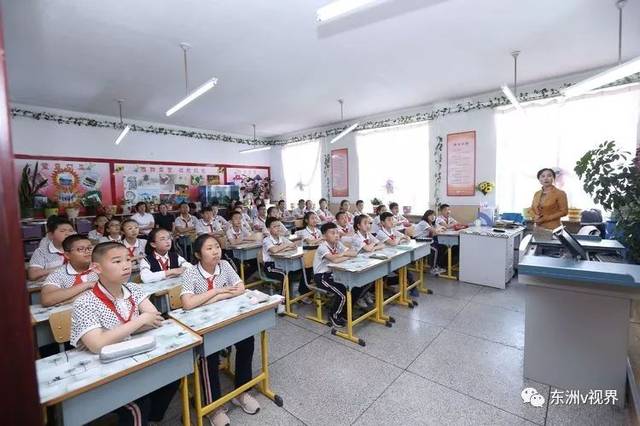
[{"xmin": 99, "ymin": 335, "xmax": 157, "ymax": 363}]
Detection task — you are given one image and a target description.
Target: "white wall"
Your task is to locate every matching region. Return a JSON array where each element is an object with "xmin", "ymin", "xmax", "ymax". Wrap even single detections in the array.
[{"xmin": 10, "ymin": 106, "xmax": 271, "ymax": 166}]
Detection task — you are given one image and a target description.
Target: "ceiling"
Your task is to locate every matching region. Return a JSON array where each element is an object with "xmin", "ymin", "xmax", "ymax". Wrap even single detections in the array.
[{"xmin": 3, "ymin": 0, "xmax": 640, "ymax": 137}]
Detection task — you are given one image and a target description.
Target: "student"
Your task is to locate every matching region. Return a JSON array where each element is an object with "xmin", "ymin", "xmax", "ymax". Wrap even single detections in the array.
[
  {"xmin": 139, "ymin": 228, "xmax": 191, "ymax": 283},
  {"xmin": 352, "ymin": 215, "xmax": 385, "ymax": 254},
  {"xmin": 121, "ymin": 219, "xmax": 147, "ymax": 271},
  {"xmin": 87, "ymin": 214, "xmax": 108, "ymax": 242},
  {"xmin": 99, "ymin": 219, "xmax": 123, "ymax": 243},
  {"xmin": 262, "ymin": 217, "xmax": 298, "ymax": 315},
  {"xmin": 250, "ymin": 198, "xmax": 264, "ymax": 219},
  {"xmin": 234, "ymin": 202, "xmax": 253, "ymax": 230},
  {"xmin": 335, "ymin": 211, "xmax": 354, "ymax": 238},
  {"xmin": 154, "ymin": 202, "xmax": 175, "ymax": 233},
  {"xmin": 435, "ymin": 204, "xmax": 458, "ymax": 229},
  {"xmin": 304, "ymin": 199, "xmax": 315, "ymax": 214},
  {"xmin": 70, "ymin": 242, "xmax": 177, "ymax": 425},
  {"xmin": 389, "ymin": 202, "xmax": 411, "ymax": 228},
  {"xmin": 233, "ymin": 206, "xmax": 253, "ymax": 233},
  {"xmin": 41, "ymin": 235, "xmax": 98, "ymax": 307},
  {"xmin": 103, "ymin": 204, "xmax": 118, "ymax": 222},
  {"xmin": 339, "ymin": 200, "xmax": 354, "ymax": 224},
  {"xmin": 174, "ymin": 202, "xmax": 197, "ymax": 237},
  {"xmin": 376, "ymin": 212, "xmax": 410, "ymax": 246},
  {"xmin": 313, "ymin": 222, "xmax": 363, "ymax": 328},
  {"xmin": 371, "ymin": 205, "xmax": 388, "ymax": 234},
  {"xmin": 180, "ymin": 235, "xmax": 260, "ymax": 425},
  {"xmin": 277, "ymin": 199, "xmax": 292, "ymax": 220},
  {"xmin": 37, "ymin": 215, "xmax": 66, "ymax": 249},
  {"xmin": 28, "ymin": 218, "xmax": 76, "ymax": 281},
  {"xmin": 414, "ymin": 210, "xmax": 446, "ymax": 275},
  {"xmin": 296, "ymin": 212, "xmax": 323, "ymax": 246},
  {"xmin": 292, "ymin": 199, "xmax": 306, "ymax": 219},
  {"xmin": 354, "ymin": 200, "xmax": 370, "ymax": 219},
  {"xmin": 266, "ymin": 206, "xmax": 290, "ymax": 236},
  {"xmin": 210, "ymin": 204, "xmax": 228, "ymax": 229},
  {"xmin": 196, "ymin": 206, "xmax": 223, "ymax": 236},
  {"xmin": 188, "ymin": 202, "xmax": 201, "ymax": 219},
  {"xmin": 131, "ymin": 202, "xmax": 155, "ymax": 236},
  {"xmin": 226, "ymin": 211, "xmax": 258, "ymax": 277},
  {"xmin": 252, "ymin": 204, "xmax": 267, "ymax": 232},
  {"xmin": 316, "ymin": 198, "xmax": 334, "ymax": 223}
]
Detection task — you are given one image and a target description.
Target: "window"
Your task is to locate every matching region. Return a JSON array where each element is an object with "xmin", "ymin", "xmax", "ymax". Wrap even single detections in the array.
[
  {"xmin": 356, "ymin": 123, "xmax": 429, "ymax": 213},
  {"xmin": 281, "ymin": 140, "xmax": 322, "ymax": 206},
  {"xmin": 495, "ymin": 86, "xmax": 640, "ymax": 213}
]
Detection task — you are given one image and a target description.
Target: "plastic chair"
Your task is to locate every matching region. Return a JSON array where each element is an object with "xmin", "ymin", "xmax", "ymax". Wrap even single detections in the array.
[{"xmin": 48, "ymin": 309, "xmax": 72, "ymax": 352}]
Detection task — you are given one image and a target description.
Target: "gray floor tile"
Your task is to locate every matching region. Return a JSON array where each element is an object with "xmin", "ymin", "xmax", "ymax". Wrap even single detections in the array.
[
  {"xmin": 354, "ymin": 371, "xmax": 535, "ymax": 426},
  {"xmin": 424, "ymin": 276, "xmax": 484, "ymax": 300},
  {"xmin": 408, "ymin": 329, "xmax": 548, "ymax": 424},
  {"xmin": 226, "ymin": 392, "xmax": 305, "ymax": 425},
  {"xmin": 546, "ymin": 388, "xmax": 627, "ymax": 425},
  {"xmin": 268, "ymin": 336, "xmax": 403, "ymax": 426},
  {"xmin": 470, "ymin": 280, "xmax": 527, "ymax": 313},
  {"xmin": 326, "ymin": 315, "xmax": 443, "ymax": 368},
  {"xmin": 387, "ymin": 293, "xmax": 469, "ymax": 327},
  {"xmin": 448, "ymin": 301, "xmax": 525, "ymax": 349},
  {"xmin": 282, "ymin": 302, "xmax": 334, "ymax": 335}
]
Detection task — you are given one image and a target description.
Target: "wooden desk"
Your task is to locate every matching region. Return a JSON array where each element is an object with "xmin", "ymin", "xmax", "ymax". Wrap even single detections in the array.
[
  {"xmin": 169, "ymin": 291, "xmax": 283, "ymax": 426},
  {"xmin": 36, "ymin": 319, "xmax": 201, "ymax": 426},
  {"xmin": 271, "ymin": 247, "xmax": 313, "ymax": 318}
]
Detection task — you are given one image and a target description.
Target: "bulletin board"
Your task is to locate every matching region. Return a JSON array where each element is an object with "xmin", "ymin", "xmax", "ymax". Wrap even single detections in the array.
[{"xmin": 446, "ymin": 131, "xmax": 476, "ymax": 196}]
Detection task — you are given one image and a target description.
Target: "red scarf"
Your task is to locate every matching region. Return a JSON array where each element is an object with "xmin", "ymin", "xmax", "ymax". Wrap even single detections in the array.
[
  {"xmin": 55, "ymin": 252, "xmax": 68, "ymax": 264},
  {"xmin": 73, "ymin": 268, "xmax": 92, "ymax": 285},
  {"xmin": 328, "ymin": 243, "xmax": 339, "ymax": 255},
  {"xmin": 126, "ymin": 244, "xmax": 137, "ymax": 258},
  {"xmin": 155, "ymin": 253, "xmax": 169, "ymax": 271},
  {"xmin": 206, "ymin": 276, "xmax": 215, "ymax": 290},
  {"xmin": 92, "ymin": 284, "xmax": 136, "ymax": 323}
]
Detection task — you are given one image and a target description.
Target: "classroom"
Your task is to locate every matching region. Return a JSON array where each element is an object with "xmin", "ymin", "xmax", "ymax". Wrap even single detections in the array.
[{"xmin": 2, "ymin": 1, "xmax": 640, "ymax": 425}]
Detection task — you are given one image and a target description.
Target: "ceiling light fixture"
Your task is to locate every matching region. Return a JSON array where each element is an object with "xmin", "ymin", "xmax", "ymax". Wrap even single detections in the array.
[
  {"xmin": 563, "ymin": 0, "xmax": 640, "ymax": 98},
  {"xmin": 166, "ymin": 43, "xmax": 218, "ymax": 117},
  {"xmin": 500, "ymin": 51, "xmax": 524, "ymax": 113},
  {"xmin": 317, "ymin": 0, "xmax": 385, "ymax": 22},
  {"xmin": 240, "ymin": 124, "xmax": 272, "ymax": 154},
  {"xmin": 330, "ymin": 99, "xmax": 359, "ymax": 144},
  {"xmin": 114, "ymin": 99, "xmax": 130, "ymax": 145}
]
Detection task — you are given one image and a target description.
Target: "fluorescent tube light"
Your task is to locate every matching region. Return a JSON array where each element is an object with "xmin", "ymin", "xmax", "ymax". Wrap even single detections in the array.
[
  {"xmin": 330, "ymin": 122, "xmax": 359, "ymax": 144},
  {"xmin": 562, "ymin": 55, "xmax": 640, "ymax": 98},
  {"xmin": 166, "ymin": 77, "xmax": 218, "ymax": 117},
  {"xmin": 114, "ymin": 125, "xmax": 130, "ymax": 145},
  {"xmin": 501, "ymin": 85, "xmax": 524, "ymax": 113},
  {"xmin": 240, "ymin": 146, "xmax": 272, "ymax": 154},
  {"xmin": 317, "ymin": 0, "xmax": 383, "ymax": 22}
]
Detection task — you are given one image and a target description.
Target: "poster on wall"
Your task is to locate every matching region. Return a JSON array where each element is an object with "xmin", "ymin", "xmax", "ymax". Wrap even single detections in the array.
[
  {"xmin": 446, "ymin": 131, "xmax": 476, "ymax": 196},
  {"xmin": 224, "ymin": 166, "xmax": 271, "ymax": 201},
  {"xmin": 114, "ymin": 162, "xmax": 224, "ymax": 206},
  {"xmin": 331, "ymin": 148, "xmax": 349, "ymax": 197},
  {"xmin": 14, "ymin": 158, "xmax": 112, "ymax": 209}
]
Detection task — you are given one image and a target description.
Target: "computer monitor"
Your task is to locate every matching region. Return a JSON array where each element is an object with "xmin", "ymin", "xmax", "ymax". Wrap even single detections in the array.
[{"xmin": 552, "ymin": 225, "xmax": 588, "ymax": 260}]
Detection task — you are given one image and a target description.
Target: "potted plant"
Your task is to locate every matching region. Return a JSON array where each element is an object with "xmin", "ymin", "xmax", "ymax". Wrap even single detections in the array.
[
  {"xmin": 18, "ymin": 162, "xmax": 48, "ymax": 218},
  {"xmin": 65, "ymin": 203, "xmax": 80, "ymax": 219},
  {"xmin": 371, "ymin": 197, "xmax": 383, "ymax": 210},
  {"xmin": 81, "ymin": 190, "xmax": 103, "ymax": 216},
  {"xmin": 575, "ymin": 140, "xmax": 639, "ymax": 263},
  {"xmin": 44, "ymin": 199, "xmax": 59, "ymax": 218}
]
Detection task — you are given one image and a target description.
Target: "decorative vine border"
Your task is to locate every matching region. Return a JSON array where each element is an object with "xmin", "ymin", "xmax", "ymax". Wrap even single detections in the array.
[
  {"xmin": 11, "ymin": 73, "xmax": 639, "ymax": 146},
  {"xmin": 433, "ymin": 136, "xmax": 443, "ymax": 208}
]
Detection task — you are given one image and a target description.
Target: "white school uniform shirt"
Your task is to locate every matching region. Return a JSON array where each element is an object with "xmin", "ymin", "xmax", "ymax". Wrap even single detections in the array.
[
  {"xmin": 241, "ymin": 212, "xmax": 252, "ymax": 225},
  {"xmin": 435, "ymin": 215, "xmax": 457, "ymax": 228},
  {"xmin": 340, "ymin": 211, "xmax": 354, "ymax": 224},
  {"xmin": 279, "ymin": 208, "xmax": 292, "ymax": 219},
  {"xmin": 337, "ymin": 223, "xmax": 353, "ymax": 235},
  {"xmin": 316, "ymin": 208, "xmax": 334, "ymax": 222},
  {"xmin": 87, "ymin": 230, "xmax": 104, "ymax": 241},
  {"xmin": 393, "ymin": 213, "xmax": 409, "ymax": 226},
  {"xmin": 351, "ymin": 231, "xmax": 380, "ymax": 253},
  {"xmin": 313, "ymin": 241, "xmax": 347, "ymax": 274},
  {"xmin": 180, "ymin": 261, "xmax": 242, "ymax": 296},
  {"xmin": 139, "ymin": 252, "xmax": 191, "ymax": 283},
  {"xmin": 29, "ymin": 242, "xmax": 66, "ymax": 270},
  {"xmin": 354, "ymin": 209, "xmax": 371, "ymax": 219},
  {"xmin": 195, "ymin": 218, "xmax": 221, "ymax": 236},
  {"xmin": 413, "ymin": 220, "xmax": 433, "ymax": 238},
  {"xmin": 70, "ymin": 282, "xmax": 148, "ymax": 347},
  {"xmin": 43, "ymin": 263, "xmax": 99, "ymax": 289},
  {"xmin": 99, "ymin": 235, "xmax": 123, "ymax": 243},
  {"xmin": 123, "ymin": 238, "xmax": 147, "ymax": 259},
  {"xmin": 292, "ymin": 207, "xmax": 305, "ymax": 218},
  {"xmin": 297, "ymin": 226, "xmax": 321, "ymax": 243},
  {"xmin": 262, "ymin": 235, "xmax": 285, "ymax": 263},
  {"xmin": 131, "ymin": 212, "xmax": 155, "ymax": 235},
  {"xmin": 226, "ymin": 225, "xmax": 251, "ymax": 243},
  {"xmin": 213, "ymin": 215, "xmax": 228, "ymax": 229},
  {"xmin": 253, "ymin": 216, "xmax": 267, "ymax": 232},
  {"xmin": 376, "ymin": 226, "xmax": 405, "ymax": 244},
  {"xmin": 175, "ymin": 214, "xmax": 196, "ymax": 231},
  {"xmin": 371, "ymin": 216, "xmax": 382, "ymax": 235},
  {"xmin": 38, "ymin": 235, "xmax": 51, "ymax": 249}
]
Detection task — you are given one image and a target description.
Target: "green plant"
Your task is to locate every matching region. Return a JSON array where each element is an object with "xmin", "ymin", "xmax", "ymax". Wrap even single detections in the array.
[
  {"xmin": 44, "ymin": 199, "xmax": 58, "ymax": 209},
  {"xmin": 18, "ymin": 162, "xmax": 48, "ymax": 210},
  {"xmin": 371, "ymin": 197, "xmax": 383, "ymax": 205},
  {"xmin": 575, "ymin": 140, "xmax": 640, "ymax": 263}
]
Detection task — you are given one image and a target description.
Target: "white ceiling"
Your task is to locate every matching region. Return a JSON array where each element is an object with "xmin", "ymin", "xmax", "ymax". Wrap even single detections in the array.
[{"xmin": 3, "ymin": 0, "xmax": 640, "ymax": 137}]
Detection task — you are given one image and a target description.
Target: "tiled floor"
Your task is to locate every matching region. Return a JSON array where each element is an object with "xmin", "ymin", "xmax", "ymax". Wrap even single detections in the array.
[{"xmin": 153, "ymin": 275, "xmax": 629, "ymax": 425}]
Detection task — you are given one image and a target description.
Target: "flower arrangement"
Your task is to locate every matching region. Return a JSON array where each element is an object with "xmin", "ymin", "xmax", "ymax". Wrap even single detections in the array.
[
  {"xmin": 477, "ymin": 181, "xmax": 495, "ymax": 195},
  {"xmin": 239, "ymin": 174, "xmax": 273, "ymax": 200}
]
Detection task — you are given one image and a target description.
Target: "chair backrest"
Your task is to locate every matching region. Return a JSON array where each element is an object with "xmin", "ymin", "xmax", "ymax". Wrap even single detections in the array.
[
  {"xmin": 294, "ymin": 219, "xmax": 303, "ymax": 229},
  {"xmin": 49, "ymin": 309, "xmax": 72, "ymax": 344},
  {"xmin": 303, "ymin": 249, "xmax": 315, "ymax": 269},
  {"xmin": 405, "ymin": 225, "xmax": 415, "ymax": 237},
  {"xmin": 168, "ymin": 285, "xmax": 183, "ymax": 310}
]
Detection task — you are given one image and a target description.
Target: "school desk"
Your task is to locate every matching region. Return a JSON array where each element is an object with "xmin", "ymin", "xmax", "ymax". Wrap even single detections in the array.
[
  {"xmin": 36, "ymin": 319, "xmax": 201, "ymax": 426},
  {"xmin": 327, "ymin": 256, "xmax": 393, "ymax": 346},
  {"xmin": 271, "ymin": 246, "xmax": 314, "ymax": 318},
  {"xmin": 436, "ymin": 230, "xmax": 460, "ymax": 280},
  {"xmin": 28, "ymin": 280, "xmax": 42, "ymax": 304},
  {"xmin": 369, "ymin": 246, "xmax": 416, "ymax": 309},
  {"xmin": 169, "ymin": 291, "xmax": 284, "ymax": 426},
  {"xmin": 228, "ymin": 241, "xmax": 264, "ymax": 288},
  {"xmin": 135, "ymin": 277, "xmax": 183, "ymax": 313}
]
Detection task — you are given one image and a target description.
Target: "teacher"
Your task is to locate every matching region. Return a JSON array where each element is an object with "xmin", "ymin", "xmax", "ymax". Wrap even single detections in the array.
[{"xmin": 530, "ymin": 168, "xmax": 568, "ymax": 230}]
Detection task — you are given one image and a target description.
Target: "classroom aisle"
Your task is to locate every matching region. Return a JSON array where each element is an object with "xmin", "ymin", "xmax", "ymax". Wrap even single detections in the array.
[{"xmin": 154, "ymin": 275, "xmax": 628, "ymax": 426}]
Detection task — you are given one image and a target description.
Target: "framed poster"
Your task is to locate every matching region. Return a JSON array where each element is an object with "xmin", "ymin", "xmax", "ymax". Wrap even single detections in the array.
[
  {"xmin": 446, "ymin": 131, "xmax": 476, "ymax": 196},
  {"xmin": 331, "ymin": 148, "xmax": 349, "ymax": 197}
]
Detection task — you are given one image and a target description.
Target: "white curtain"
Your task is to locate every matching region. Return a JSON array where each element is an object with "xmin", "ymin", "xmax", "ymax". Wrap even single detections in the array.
[
  {"xmin": 281, "ymin": 140, "xmax": 322, "ymax": 206},
  {"xmin": 495, "ymin": 85, "xmax": 640, "ymax": 213},
  {"xmin": 356, "ymin": 122, "xmax": 430, "ymax": 213}
]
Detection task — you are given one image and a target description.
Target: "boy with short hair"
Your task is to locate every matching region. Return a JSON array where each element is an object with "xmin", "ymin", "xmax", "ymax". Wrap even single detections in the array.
[
  {"xmin": 435, "ymin": 204, "xmax": 458, "ymax": 229},
  {"xmin": 174, "ymin": 202, "xmax": 196, "ymax": 237},
  {"xmin": 70, "ymin": 242, "xmax": 177, "ymax": 425},
  {"xmin": 196, "ymin": 206, "xmax": 223, "ymax": 236},
  {"xmin": 262, "ymin": 217, "xmax": 297, "ymax": 315},
  {"xmin": 277, "ymin": 199, "xmax": 292, "ymax": 219},
  {"xmin": 377, "ymin": 212, "xmax": 410, "ymax": 246},
  {"xmin": 210, "ymin": 204, "xmax": 228, "ymax": 229},
  {"xmin": 253, "ymin": 204, "xmax": 268, "ymax": 232},
  {"xmin": 389, "ymin": 202, "xmax": 411, "ymax": 228},
  {"xmin": 41, "ymin": 234, "xmax": 98, "ymax": 307},
  {"xmin": 313, "ymin": 222, "xmax": 360, "ymax": 328},
  {"xmin": 292, "ymin": 199, "xmax": 306, "ymax": 219},
  {"xmin": 37, "ymin": 215, "xmax": 62, "ymax": 249},
  {"xmin": 28, "ymin": 218, "xmax": 76, "ymax": 281}
]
